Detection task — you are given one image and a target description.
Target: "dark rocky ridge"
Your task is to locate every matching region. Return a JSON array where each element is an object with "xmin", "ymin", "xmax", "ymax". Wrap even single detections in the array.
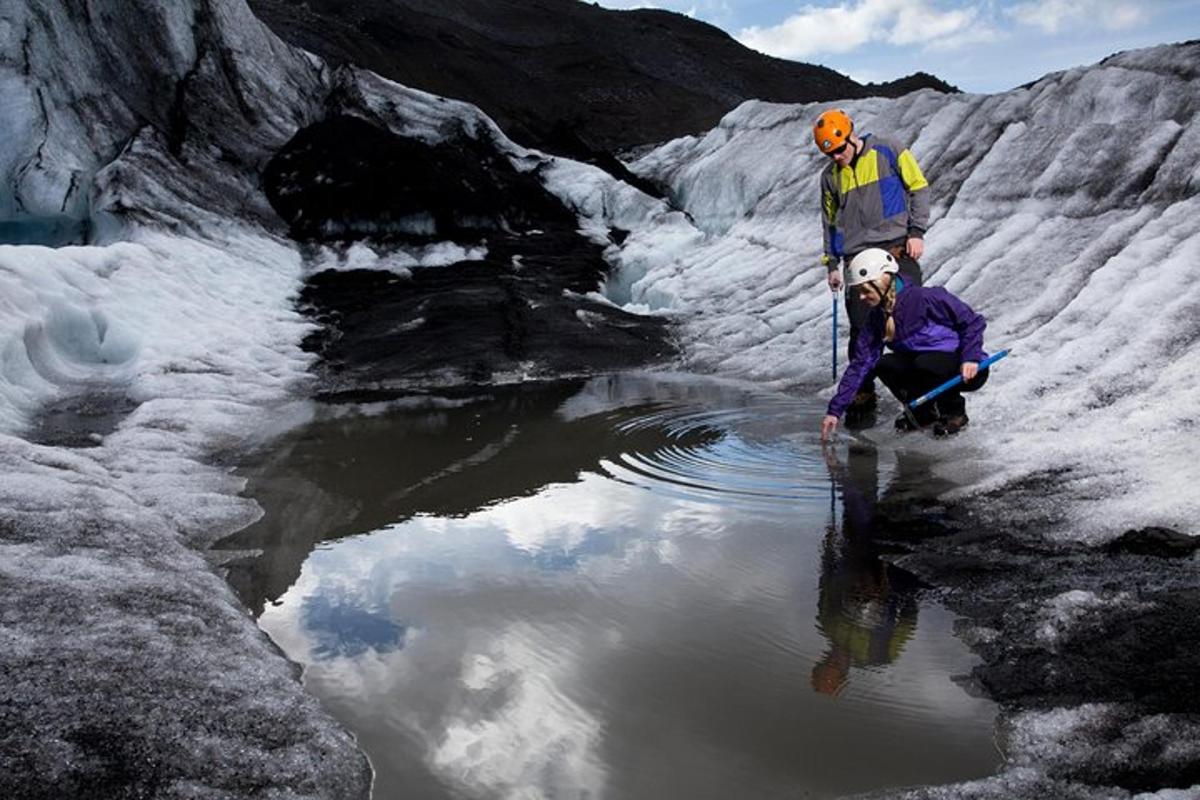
[
  {"xmin": 264, "ymin": 113, "xmax": 675, "ymax": 393},
  {"xmin": 865, "ymin": 70, "xmax": 958, "ymax": 98},
  {"xmin": 247, "ymin": 0, "xmax": 958, "ymax": 160}
]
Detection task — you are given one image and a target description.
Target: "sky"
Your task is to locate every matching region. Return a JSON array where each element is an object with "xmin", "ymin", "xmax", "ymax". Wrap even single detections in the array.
[{"xmin": 590, "ymin": 0, "xmax": 1200, "ymax": 92}]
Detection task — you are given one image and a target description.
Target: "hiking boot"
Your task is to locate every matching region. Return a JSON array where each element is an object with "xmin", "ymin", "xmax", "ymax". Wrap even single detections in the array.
[
  {"xmin": 933, "ymin": 414, "xmax": 969, "ymax": 437},
  {"xmin": 848, "ymin": 389, "xmax": 878, "ymax": 413},
  {"xmin": 842, "ymin": 389, "xmax": 878, "ymax": 429},
  {"xmin": 894, "ymin": 410, "xmax": 937, "ymax": 432}
]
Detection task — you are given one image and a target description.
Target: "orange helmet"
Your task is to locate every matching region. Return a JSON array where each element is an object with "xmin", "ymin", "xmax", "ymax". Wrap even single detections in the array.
[{"xmin": 813, "ymin": 109, "xmax": 853, "ymax": 154}]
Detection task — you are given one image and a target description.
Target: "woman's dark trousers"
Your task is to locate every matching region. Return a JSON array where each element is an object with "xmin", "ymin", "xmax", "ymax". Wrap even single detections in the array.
[{"xmin": 874, "ymin": 350, "xmax": 989, "ymax": 423}]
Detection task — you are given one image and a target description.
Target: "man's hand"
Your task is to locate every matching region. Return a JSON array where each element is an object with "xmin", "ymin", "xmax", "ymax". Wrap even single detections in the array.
[
  {"xmin": 906, "ymin": 237, "xmax": 924, "ymax": 260},
  {"xmin": 820, "ymin": 414, "xmax": 840, "ymax": 441},
  {"xmin": 961, "ymin": 361, "xmax": 978, "ymax": 382},
  {"xmin": 827, "ymin": 269, "xmax": 843, "ymax": 291}
]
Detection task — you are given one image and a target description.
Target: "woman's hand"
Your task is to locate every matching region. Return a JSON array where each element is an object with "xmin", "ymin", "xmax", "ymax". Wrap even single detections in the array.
[
  {"xmin": 820, "ymin": 414, "xmax": 840, "ymax": 441},
  {"xmin": 961, "ymin": 361, "xmax": 978, "ymax": 382}
]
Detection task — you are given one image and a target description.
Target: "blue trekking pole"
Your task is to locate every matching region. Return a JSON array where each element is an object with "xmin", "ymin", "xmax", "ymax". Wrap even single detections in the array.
[
  {"xmin": 831, "ymin": 290, "xmax": 839, "ymax": 381},
  {"xmin": 908, "ymin": 349, "xmax": 1010, "ymax": 410}
]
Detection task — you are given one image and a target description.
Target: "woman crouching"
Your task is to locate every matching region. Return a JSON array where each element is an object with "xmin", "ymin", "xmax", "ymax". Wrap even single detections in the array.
[{"xmin": 820, "ymin": 248, "xmax": 990, "ymax": 442}]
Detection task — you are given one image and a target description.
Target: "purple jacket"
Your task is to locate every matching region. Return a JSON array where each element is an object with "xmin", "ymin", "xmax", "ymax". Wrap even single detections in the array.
[{"xmin": 828, "ymin": 283, "xmax": 986, "ymax": 418}]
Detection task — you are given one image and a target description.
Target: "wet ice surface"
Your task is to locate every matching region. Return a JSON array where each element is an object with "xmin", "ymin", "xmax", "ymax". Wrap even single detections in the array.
[
  {"xmin": 28, "ymin": 391, "xmax": 140, "ymax": 448},
  {"xmin": 222, "ymin": 373, "xmax": 1001, "ymax": 799}
]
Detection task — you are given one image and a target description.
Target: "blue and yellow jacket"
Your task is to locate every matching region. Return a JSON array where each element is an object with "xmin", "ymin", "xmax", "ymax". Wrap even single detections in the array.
[{"xmin": 819, "ymin": 133, "xmax": 930, "ymax": 268}]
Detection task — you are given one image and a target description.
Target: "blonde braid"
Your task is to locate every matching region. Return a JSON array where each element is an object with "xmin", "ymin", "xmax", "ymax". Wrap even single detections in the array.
[{"xmin": 882, "ymin": 276, "xmax": 898, "ymax": 342}]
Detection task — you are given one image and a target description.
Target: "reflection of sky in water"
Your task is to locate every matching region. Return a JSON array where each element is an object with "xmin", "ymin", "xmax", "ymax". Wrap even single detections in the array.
[
  {"xmin": 266, "ymin": 477, "xmax": 668, "ymax": 799},
  {"xmin": 291, "ymin": 492, "xmax": 633, "ymax": 663},
  {"xmin": 254, "ymin": 379, "xmax": 998, "ymax": 799},
  {"xmin": 528, "ymin": 529, "xmax": 618, "ymax": 571},
  {"xmin": 301, "ymin": 593, "xmax": 407, "ymax": 660},
  {"xmin": 263, "ymin": 478, "xmax": 996, "ymax": 799},
  {"xmin": 289, "ymin": 475, "xmax": 688, "ymax": 619}
]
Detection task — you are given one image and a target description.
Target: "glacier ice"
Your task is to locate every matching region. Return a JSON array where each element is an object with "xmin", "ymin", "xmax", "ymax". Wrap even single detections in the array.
[
  {"xmin": 2, "ymin": 0, "xmax": 1199, "ymax": 795},
  {"xmin": 621, "ymin": 43, "xmax": 1200, "ymax": 540}
]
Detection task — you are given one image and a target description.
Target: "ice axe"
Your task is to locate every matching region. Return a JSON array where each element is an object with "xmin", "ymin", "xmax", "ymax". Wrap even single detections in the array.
[{"xmin": 900, "ymin": 349, "xmax": 1010, "ymax": 428}]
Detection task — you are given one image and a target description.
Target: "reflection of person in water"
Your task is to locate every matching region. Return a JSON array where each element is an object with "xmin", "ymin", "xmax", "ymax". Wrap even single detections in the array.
[{"xmin": 811, "ymin": 443, "xmax": 919, "ymax": 696}]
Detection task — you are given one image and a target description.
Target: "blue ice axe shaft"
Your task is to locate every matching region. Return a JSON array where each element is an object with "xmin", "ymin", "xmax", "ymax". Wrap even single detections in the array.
[
  {"xmin": 831, "ymin": 291, "xmax": 839, "ymax": 381},
  {"xmin": 908, "ymin": 349, "xmax": 1010, "ymax": 410}
]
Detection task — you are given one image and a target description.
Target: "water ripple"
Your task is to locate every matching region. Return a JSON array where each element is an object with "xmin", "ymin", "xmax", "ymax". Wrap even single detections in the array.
[{"xmin": 601, "ymin": 397, "xmax": 832, "ymax": 508}]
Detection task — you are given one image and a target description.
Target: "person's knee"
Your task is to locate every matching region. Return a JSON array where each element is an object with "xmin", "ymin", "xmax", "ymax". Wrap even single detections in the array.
[
  {"xmin": 875, "ymin": 354, "xmax": 902, "ymax": 376},
  {"xmin": 963, "ymin": 370, "xmax": 990, "ymax": 392},
  {"xmin": 964, "ymin": 365, "xmax": 991, "ymax": 392},
  {"xmin": 935, "ymin": 397, "xmax": 966, "ymax": 417},
  {"xmin": 912, "ymin": 354, "xmax": 957, "ymax": 380}
]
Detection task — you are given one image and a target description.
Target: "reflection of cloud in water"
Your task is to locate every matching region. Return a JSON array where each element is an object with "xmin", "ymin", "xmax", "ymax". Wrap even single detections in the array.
[
  {"xmin": 268, "ymin": 576, "xmax": 611, "ymax": 798},
  {"xmin": 554, "ymin": 371, "xmax": 763, "ymax": 422},
  {"xmin": 474, "ymin": 484, "xmax": 630, "ymax": 557},
  {"xmin": 300, "ymin": 593, "xmax": 407, "ymax": 660},
  {"xmin": 262, "ymin": 476, "xmax": 736, "ymax": 798},
  {"xmin": 259, "ymin": 456, "xmax": 996, "ymax": 798},
  {"xmin": 431, "ymin": 624, "xmax": 607, "ymax": 800},
  {"xmin": 415, "ymin": 473, "xmax": 740, "ymax": 567},
  {"xmin": 248, "ymin": 379, "xmax": 1004, "ymax": 797}
]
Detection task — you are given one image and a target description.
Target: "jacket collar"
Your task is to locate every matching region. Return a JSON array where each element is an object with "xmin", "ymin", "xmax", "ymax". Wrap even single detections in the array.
[{"xmin": 849, "ymin": 133, "xmax": 872, "ymax": 166}]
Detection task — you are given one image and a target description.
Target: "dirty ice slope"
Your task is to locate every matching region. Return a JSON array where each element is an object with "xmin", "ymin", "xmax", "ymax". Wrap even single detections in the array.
[
  {"xmin": 0, "ymin": 0, "xmax": 380, "ymax": 795},
  {"xmin": 624, "ymin": 42, "xmax": 1200, "ymax": 540},
  {"xmin": 0, "ymin": 0, "xmax": 691, "ymax": 790},
  {"xmin": 0, "ymin": 0, "xmax": 557, "ymax": 793}
]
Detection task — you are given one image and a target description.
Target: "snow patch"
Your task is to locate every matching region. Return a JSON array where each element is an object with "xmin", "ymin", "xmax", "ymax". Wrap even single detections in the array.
[
  {"xmin": 1034, "ymin": 590, "xmax": 1147, "ymax": 648},
  {"xmin": 305, "ymin": 240, "xmax": 488, "ymax": 277}
]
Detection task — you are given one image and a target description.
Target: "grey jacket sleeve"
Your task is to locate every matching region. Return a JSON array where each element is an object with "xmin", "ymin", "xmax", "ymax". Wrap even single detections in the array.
[
  {"xmin": 896, "ymin": 141, "xmax": 930, "ymax": 237},
  {"xmin": 819, "ymin": 167, "xmax": 841, "ymax": 269},
  {"xmin": 907, "ymin": 171, "xmax": 930, "ymax": 237}
]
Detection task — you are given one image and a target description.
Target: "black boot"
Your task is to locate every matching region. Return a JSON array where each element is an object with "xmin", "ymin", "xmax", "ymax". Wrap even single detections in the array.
[
  {"xmin": 844, "ymin": 389, "xmax": 878, "ymax": 429},
  {"xmin": 894, "ymin": 405, "xmax": 937, "ymax": 433},
  {"xmin": 933, "ymin": 414, "xmax": 969, "ymax": 437},
  {"xmin": 848, "ymin": 389, "xmax": 878, "ymax": 413}
]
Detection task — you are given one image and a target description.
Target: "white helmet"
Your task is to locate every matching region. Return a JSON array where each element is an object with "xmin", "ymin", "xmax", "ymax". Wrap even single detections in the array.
[{"xmin": 847, "ymin": 248, "xmax": 899, "ymax": 287}]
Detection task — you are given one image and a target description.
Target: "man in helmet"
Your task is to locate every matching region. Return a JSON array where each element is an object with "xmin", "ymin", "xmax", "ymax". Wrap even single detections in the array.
[
  {"xmin": 819, "ymin": 248, "xmax": 989, "ymax": 441},
  {"xmin": 814, "ymin": 109, "xmax": 930, "ymax": 422}
]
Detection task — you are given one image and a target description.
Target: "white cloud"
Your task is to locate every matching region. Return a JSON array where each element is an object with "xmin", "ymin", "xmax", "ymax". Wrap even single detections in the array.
[
  {"xmin": 1007, "ymin": 0, "xmax": 1148, "ymax": 33},
  {"xmin": 737, "ymin": 3, "xmax": 875, "ymax": 57},
  {"xmin": 923, "ymin": 20, "xmax": 1006, "ymax": 51},
  {"xmin": 893, "ymin": 0, "xmax": 980, "ymax": 43},
  {"xmin": 735, "ymin": 0, "xmax": 993, "ymax": 59}
]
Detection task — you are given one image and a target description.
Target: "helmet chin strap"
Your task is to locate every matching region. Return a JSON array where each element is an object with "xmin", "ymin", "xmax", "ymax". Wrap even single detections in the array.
[
  {"xmin": 865, "ymin": 273, "xmax": 891, "ymax": 297},
  {"xmin": 875, "ymin": 272, "xmax": 898, "ymax": 296}
]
